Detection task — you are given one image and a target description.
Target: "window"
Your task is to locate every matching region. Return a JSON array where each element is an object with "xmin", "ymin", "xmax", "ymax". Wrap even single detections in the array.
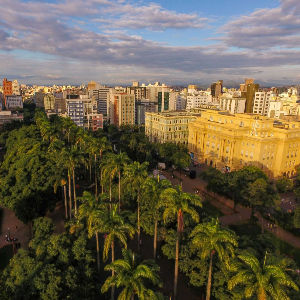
[
  {"xmin": 245, "ymin": 151, "xmax": 248, "ymax": 157},
  {"xmin": 250, "ymin": 152, "xmax": 253, "ymax": 158},
  {"xmin": 226, "ymin": 147, "xmax": 229, "ymax": 153},
  {"xmin": 241, "ymin": 150, "xmax": 244, "ymax": 156}
]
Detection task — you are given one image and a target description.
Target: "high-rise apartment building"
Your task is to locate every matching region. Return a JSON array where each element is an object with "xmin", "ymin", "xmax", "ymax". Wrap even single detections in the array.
[
  {"xmin": 3, "ymin": 78, "xmax": 13, "ymax": 107},
  {"xmin": 211, "ymin": 80, "xmax": 223, "ymax": 98},
  {"xmin": 244, "ymin": 83, "xmax": 259, "ymax": 113},
  {"xmin": 135, "ymin": 99, "xmax": 157, "ymax": 126},
  {"xmin": 12, "ymin": 80, "xmax": 20, "ymax": 95},
  {"xmin": 66, "ymin": 95, "xmax": 98, "ymax": 129},
  {"xmin": 253, "ymin": 92, "xmax": 271, "ymax": 116},
  {"xmin": 107, "ymin": 93, "xmax": 135, "ymax": 126}
]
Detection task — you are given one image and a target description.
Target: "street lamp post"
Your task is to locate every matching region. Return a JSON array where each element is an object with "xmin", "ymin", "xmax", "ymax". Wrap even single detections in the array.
[{"xmin": 8, "ymin": 228, "xmax": 10, "ymax": 239}]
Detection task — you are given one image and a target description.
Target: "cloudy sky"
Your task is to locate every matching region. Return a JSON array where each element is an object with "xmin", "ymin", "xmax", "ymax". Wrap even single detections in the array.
[{"xmin": 0, "ymin": 0, "xmax": 299, "ymax": 86}]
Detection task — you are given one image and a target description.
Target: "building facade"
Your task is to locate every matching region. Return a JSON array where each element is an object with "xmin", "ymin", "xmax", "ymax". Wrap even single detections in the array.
[
  {"xmin": 5, "ymin": 95, "xmax": 23, "ymax": 109},
  {"xmin": 188, "ymin": 109, "xmax": 300, "ymax": 178},
  {"xmin": 219, "ymin": 96, "xmax": 246, "ymax": 114},
  {"xmin": 107, "ymin": 93, "xmax": 135, "ymax": 126},
  {"xmin": 145, "ymin": 111, "xmax": 198, "ymax": 144}
]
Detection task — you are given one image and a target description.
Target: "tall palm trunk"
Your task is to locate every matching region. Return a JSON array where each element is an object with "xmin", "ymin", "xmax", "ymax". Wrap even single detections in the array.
[
  {"xmin": 95, "ymin": 232, "xmax": 101, "ymax": 277},
  {"xmin": 111, "ymin": 241, "xmax": 115, "ymax": 300},
  {"xmin": 174, "ymin": 226, "xmax": 180, "ymax": 300},
  {"xmin": 118, "ymin": 171, "xmax": 121, "ymax": 212},
  {"xmin": 95, "ymin": 154, "xmax": 98, "ymax": 198},
  {"xmin": 206, "ymin": 251, "xmax": 214, "ymax": 300},
  {"xmin": 154, "ymin": 215, "xmax": 158, "ymax": 259},
  {"xmin": 72, "ymin": 167, "xmax": 77, "ymax": 215},
  {"xmin": 64, "ymin": 185, "xmax": 68, "ymax": 219},
  {"xmin": 137, "ymin": 187, "xmax": 141, "ymax": 254},
  {"xmin": 68, "ymin": 172, "xmax": 72, "ymax": 219},
  {"xmin": 101, "ymin": 169, "xmax": 103, "ymax": 194},
  {"xmin": 89, "ymin": 161, "xmax": 92, "ymax": 183}
]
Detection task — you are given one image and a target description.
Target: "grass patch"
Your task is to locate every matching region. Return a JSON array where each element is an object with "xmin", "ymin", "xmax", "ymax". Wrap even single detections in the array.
[
  {"xmin": 229, "ymin": 223, "xmax": 262, "ymax": 239},
  {"xmin": 201, "ymin": 200, "xmax": 225, "ymax": 219},
  {"xmin": 0, "ymin": 244, "xmax": 13, "ymax": 271},
  {"xmin": 229, "ymin": 222, "xmax": 300, "ymax": 266}
]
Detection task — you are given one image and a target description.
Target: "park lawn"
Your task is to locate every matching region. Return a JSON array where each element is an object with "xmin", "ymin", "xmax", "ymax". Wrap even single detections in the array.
[
  {"xmin": 0, "ymin": 244, "xmax": 13, "ymax": 271},
  {"xmin": 201, "ymin": 200, "xmax": 225, "ymax": 219},
  {"xmin": 229, "ymin": 222, "xmax": 300, "ymax": 266}
]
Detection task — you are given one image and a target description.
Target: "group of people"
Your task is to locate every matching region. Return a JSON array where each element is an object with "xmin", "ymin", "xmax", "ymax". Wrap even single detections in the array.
[{"xmin": 4, "ymin": 235, "xmax": 18, "ymax": 242}]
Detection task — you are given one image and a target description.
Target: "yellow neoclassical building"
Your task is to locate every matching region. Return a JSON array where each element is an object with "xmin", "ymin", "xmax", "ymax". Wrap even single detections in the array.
[
  {"xmin": 188, "ymin": 109, "xmax": 300, "ymax": 178},
  {"xmin": 145, "ymin": 111, "xmax": 199, "ymax": 144}
]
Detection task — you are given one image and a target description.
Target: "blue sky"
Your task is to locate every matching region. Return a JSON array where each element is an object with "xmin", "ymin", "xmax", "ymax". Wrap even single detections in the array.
[{"xmin": 0, "ymin": 0, "xmax": 299, "ymax": 86}]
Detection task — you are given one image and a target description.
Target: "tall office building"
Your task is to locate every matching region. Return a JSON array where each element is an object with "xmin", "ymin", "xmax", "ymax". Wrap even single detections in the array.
[{"xmin": 158, "ymin": 91, "xmax": 170, "ymax": 112}]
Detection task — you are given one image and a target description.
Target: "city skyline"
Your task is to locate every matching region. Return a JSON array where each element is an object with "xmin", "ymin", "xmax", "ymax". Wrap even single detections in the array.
[{"xmin": 0, "ymin": 0, "xmax": 299, "ymax": 86}]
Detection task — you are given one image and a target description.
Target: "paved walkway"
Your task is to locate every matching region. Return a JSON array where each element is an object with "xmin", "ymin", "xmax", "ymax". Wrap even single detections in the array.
[
  {"xmin": 162, "ymin": 166, "xmax": 300, "ymax": 249},
  {"xmin": 0, "ymin": 206, "xmax": 31, "ymax": 253}
]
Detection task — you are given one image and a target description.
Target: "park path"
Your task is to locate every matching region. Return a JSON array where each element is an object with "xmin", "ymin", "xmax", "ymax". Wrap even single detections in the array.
[
  {"xmin": 0, "ymin": 206, "xmax": 31, "ymax": 252},
  {"xmin": 162, "ymin": 166, "xmax": 300, "ymax": 249}
]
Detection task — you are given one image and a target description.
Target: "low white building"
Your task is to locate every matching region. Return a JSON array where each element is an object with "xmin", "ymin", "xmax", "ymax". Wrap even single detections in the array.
[
  {"xmin": 186, "ymin": 93, "xmax": 212, "ymax": 109},
  {"xmin": 219, "ymin": 95, "xmax": 246, "ymax": 114},
  {"xmin": 5, "ymin": 95, "xmax": 23, "ymax": 109}
]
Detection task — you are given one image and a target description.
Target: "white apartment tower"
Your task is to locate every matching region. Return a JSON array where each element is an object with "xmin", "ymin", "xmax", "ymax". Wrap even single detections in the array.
[{"xmin": 253, "ymin": 92, "xmax": 271, "ymax": 116}]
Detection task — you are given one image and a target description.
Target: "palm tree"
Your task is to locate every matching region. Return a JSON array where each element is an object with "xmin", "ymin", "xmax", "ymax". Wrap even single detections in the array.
[
  {"xmin": 61, "ymin": 146, "xmax": 85, "ymax": 216},
  {"xmin": 161, "ymin": 185, "xmax": 202, "ymax": 300},
  {"xmin": 105, "ymin": 152, "xmax": 130, "ymax": 211},
  {"xmin": 125, "ymin": 161, "xmax": 149, "ymax": 253},
  {"xmin": 190, "ymin": 218, "xmax": 238, "ymax": 300},
  {"xmin": 142, "ymin": 177, "xmax": 172, "ymax": 259},
  {"xmin": 48, "ymin": 140, "xmax": 69, "ymax": 219},
  {"xmin": 102, "ymin": 155, "xmax": 117, "ymax": 203},
  {"xmin": 90, "ymin": 203, "xmax": 136, "ymax": 300},
  {"xmin": 228, "ymin": 251, "xmax": 299, "ymax": 300},
  {"xmin": 78, "ymin": 191, "xmax": 109, "ymax": 274},
  {"xmin": 102, "ymin": 248, "xmax": 162, "ymax": 300}
]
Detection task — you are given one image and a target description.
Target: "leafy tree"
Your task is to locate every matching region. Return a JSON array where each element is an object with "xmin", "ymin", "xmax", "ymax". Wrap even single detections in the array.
[
  {"xmin": 190, "ymin": 218, "xmax": 238, "ymax": 300},
  {"xmin": 0, "ymin": 126, "xmax": 57, "ymax": 222},
  {"xmin": 3, "ymin": 217, "xmax": 98, "ymax": 300},
  {"xmin": 228, "ymin": 251, "xmax": 299, "ymax": 300},
  {"xmin": 102, "ymin": 249, "xmax": 163, "ymax": 300},
  {"xmin": 294, "ymin": 206, "xmax": 300, "ymax": 228},
  {"xmin": 276, "ymin": 178, "xmax": 294, "ymax": 193},
  {"xmin": 161, "ymin": 185, "xmax": 202, "ymax": 300},
  {"xmin": 242, "ymin": 178, "xmax": 280, "ymax": 217}
]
